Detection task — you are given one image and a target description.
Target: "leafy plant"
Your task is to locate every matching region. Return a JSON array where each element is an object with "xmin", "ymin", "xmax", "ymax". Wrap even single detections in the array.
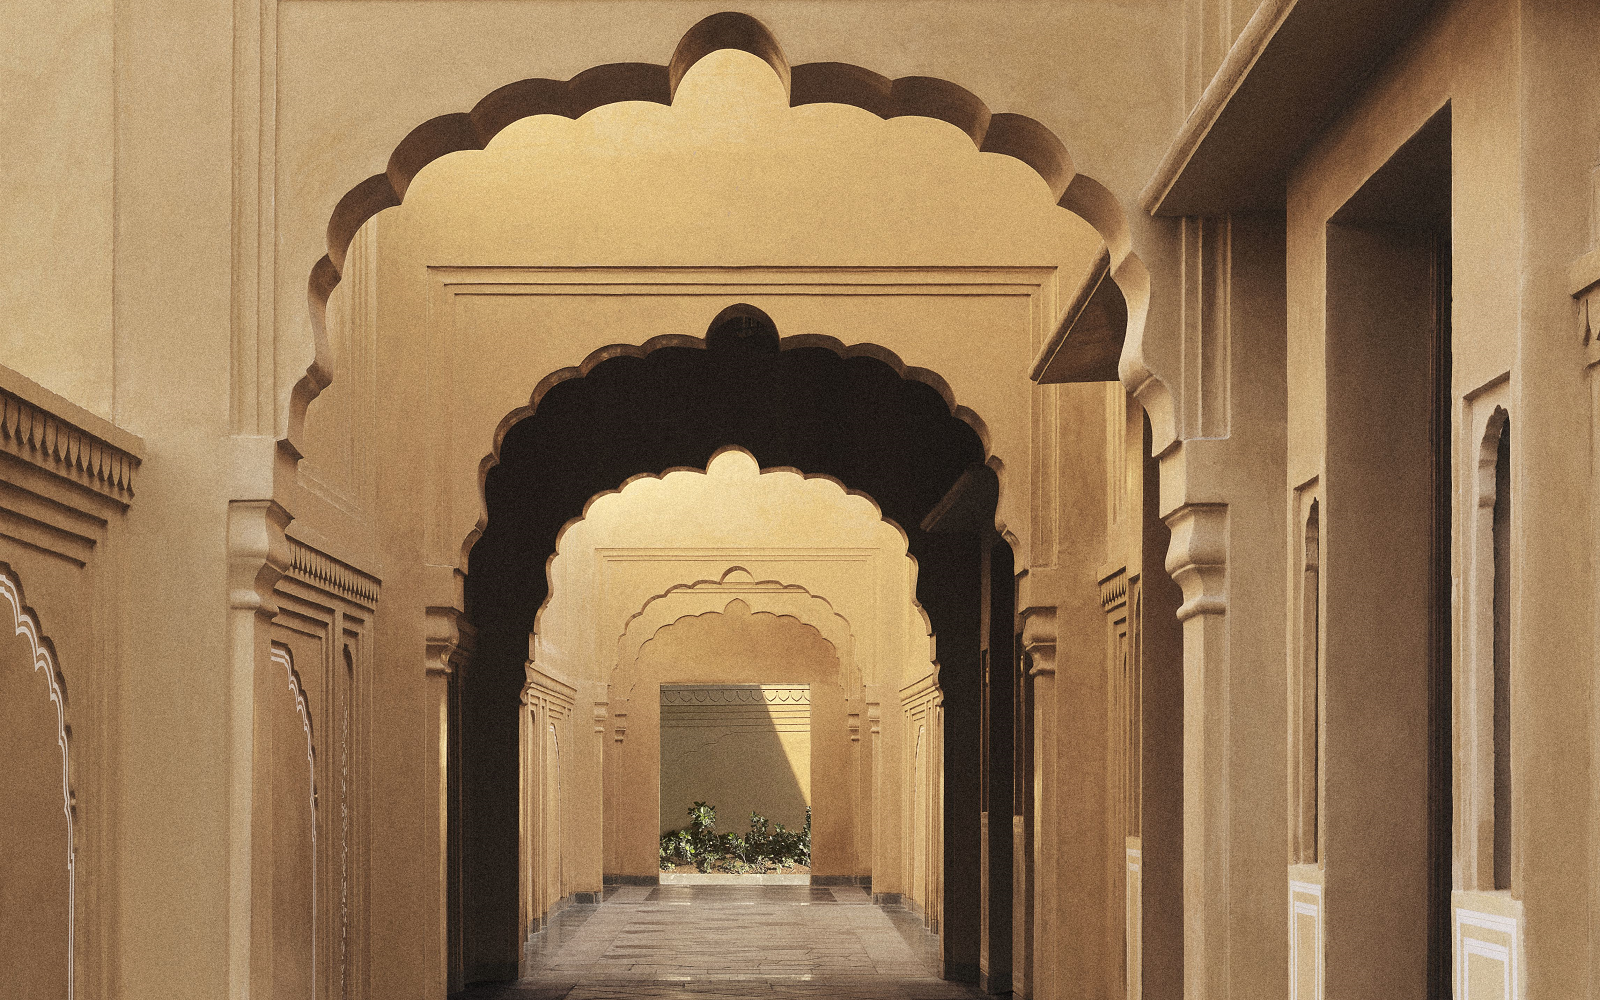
[{"xmin": 659, "ymin": 802, "xmax": 811, "ymax": 872}]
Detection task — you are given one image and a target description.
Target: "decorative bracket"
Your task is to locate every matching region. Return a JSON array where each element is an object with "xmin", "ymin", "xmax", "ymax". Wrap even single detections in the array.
[
  {"xmin": 226, "ymin": 500, "xmax": 292, "ymax": 617},
  {"xmin": 1020, "ymin": 606, "xmax": 1057, "ymax": 676},
  {"xmin": 1164, "ymin": 503, "xmax": 1228, "ymax": 621},
  {"xmin": 424, "ymin": 606, "xmax": 475, "ymax": 677}
]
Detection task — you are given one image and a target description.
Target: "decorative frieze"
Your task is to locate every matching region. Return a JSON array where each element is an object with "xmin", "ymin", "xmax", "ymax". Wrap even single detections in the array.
[
  {"xmin": 659, "ymin": 683, "xmax": 809, "ymax": 707},
  {"xmin": 0, "ymin": 384, "xmax": 140, "ymax": 505},
  {"xmin": 1099, "ymin": 566, "xmax": 1129, "ymax": 611},
  {"xmin": 286, "ymin": 538, "xmax": 381, "ymax": 610}
]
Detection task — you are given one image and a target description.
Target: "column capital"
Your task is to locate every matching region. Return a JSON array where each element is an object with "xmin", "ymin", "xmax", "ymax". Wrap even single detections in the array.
[
  {"xmin": 226, "ymin": 499, "xmax": 292, "ymax": 617},
  {"xmin": 1164, "ymin": 502, "xmax": 1228, "ymax": 621},
  {"xmin": 1020, "ymin": 606, "xmax": 1057, "ymax": 675},
  {"xmin": 424, "ymin": 605, "xmax": 476, "ymax": 677}
]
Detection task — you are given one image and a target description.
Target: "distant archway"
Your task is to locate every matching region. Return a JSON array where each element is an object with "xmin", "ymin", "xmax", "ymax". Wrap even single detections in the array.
[{"xmin": 460, "ymin": 305, "xmax": 1006, "ymax": 984}]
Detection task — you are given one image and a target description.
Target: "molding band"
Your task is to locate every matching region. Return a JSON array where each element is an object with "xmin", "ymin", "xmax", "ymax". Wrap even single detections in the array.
[
  {"xmin": 286, "ymin": 538, "xmax": 381, "ymax": 610},
  {"xmin": 0, "ymin": 371, "xmax": 141, "ymax": 506}
]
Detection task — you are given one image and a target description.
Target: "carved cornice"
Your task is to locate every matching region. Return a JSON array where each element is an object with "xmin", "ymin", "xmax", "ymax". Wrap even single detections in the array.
[
  {"xmin": 0, "ymin": 393, "xmax": 139, "ymax": 503},
  {"xmin": 523, "ymin": 662, "xmax": 577, "ymax": 705},
  {"xmin": 227, "ymin": 500, "xmax": 292, "ymax": 617},
  {"xmin": 1164, "ymin": 503, "xmax": 1228, "ymax": 621},
  {"xmin": 659, "ymin": 684, "xmax": 810, "ymax": 707},
  {"xmin": 285, "ymin": 537, "xmax": 381, "ymax": 610},
  {"xmin": 1099, "ymin": 566, "xmax": 1129, "ymax": 612},
  {"xmin": 424, "ymin": 606, "xmax": 475, "ymax": 677}
]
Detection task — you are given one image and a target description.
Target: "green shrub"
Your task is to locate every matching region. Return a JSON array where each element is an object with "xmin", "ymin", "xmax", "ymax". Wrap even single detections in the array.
[{"xmin": 659, "ymin": 802, "xmax": 811, "ymax": 872}]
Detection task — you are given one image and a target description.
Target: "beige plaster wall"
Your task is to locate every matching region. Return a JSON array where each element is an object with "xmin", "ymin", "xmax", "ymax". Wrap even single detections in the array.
[
  {"xmin": 0, "ymin": 0, "xmax": 116, "ymax": 418},
  {"xmin": 660, "ymin": 684, "xmax": 811, "ymax": 835},
  {"xmin": 1282, "ymin": 3, "xmax": 1539, "ymax": 999}
]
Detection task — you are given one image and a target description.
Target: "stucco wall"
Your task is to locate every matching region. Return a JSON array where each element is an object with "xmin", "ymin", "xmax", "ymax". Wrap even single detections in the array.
[{"xmin": 659, "ymin": 684, "xmax": 811, "ymax": 836}]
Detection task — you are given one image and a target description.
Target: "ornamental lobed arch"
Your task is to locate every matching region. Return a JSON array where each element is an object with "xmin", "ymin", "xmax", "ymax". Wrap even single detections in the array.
[{"xmin": 285, "ymin": 10, "xmax": 1168, "ymax": 993}]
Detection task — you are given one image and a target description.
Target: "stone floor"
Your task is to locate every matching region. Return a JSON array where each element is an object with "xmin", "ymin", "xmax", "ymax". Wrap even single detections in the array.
[{"xmin": 454, "ymin": 884, "xmax": 991, "ymax": 1000}]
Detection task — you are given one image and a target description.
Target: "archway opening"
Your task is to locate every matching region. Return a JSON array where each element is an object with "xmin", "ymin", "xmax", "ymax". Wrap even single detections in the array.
[{"xmin": 459, "ymin": 306, "xmax": 1012, "ymax": 986}]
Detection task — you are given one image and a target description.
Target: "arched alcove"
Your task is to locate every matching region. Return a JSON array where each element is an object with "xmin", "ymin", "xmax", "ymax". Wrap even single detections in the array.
[
  {"xmin": 0, "ymin": 567, "xmax": 74, "ymax": 1000},
  {"xmin": 609, "ymin": 601, "xmax": 847, "ymax": 880}
]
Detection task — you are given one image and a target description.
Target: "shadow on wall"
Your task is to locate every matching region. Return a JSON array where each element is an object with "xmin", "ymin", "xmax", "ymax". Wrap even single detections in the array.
[{"xmin": 660, "ymin": 683, "xmax": 810, "ymax": 835}]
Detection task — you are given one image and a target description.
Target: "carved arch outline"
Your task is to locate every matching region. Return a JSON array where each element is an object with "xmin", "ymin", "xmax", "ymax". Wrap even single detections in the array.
[
  {"xmin": 0, "ymin": 565, "xmax": 74, "ymax": 1000},
  {"xmin": 269, "ymin": 644, "xmax": 318, "ymax": 995},
  {"xmin": 530, "ymin": 444, "xmax": 936, "ymax": 653},
  {"xmin": 615, "ymin": 597, "xmax": 844, "ymax": 707},
  {"xmin": 469, "ymin": 316, "xmax": 1001, "ymax": 576},
  {"xmin": 615, "ymin": 569, "xmax": 866, "ymax": 699},
  {"xmin": 295, "ymin": 10, "xmax": 1162, "ymax": 456}
]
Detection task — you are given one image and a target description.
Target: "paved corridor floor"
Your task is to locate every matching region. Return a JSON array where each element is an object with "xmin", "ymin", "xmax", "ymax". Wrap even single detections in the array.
[{"xmin": 454, "ymin": 884, "xmax": 992, "ymax": 1000}]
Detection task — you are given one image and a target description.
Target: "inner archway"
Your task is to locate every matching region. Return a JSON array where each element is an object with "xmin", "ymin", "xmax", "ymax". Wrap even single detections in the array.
[{"xmin": 461, "ymin": 305, "xmax": 1009, "ymax": 985}]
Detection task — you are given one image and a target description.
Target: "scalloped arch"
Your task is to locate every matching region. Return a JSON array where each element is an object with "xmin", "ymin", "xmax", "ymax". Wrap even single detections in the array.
[
  {"xmin": 0, "ymin": 565, "xmax": 74, "ymax": 1000},
  {"xmin": 616, "ymin": 580, "xmax": 857, "ymax": 698},
  {"xmin": 469, "ymin": 321, "xmax": 988, "ymax": 575},
  {"xmin": 269, "ymin": 644, "xmax": 318, "ymax": 994},
  {"xmin": 298, "ymin": 10, "xmax": 1163, "ymax": 452},
  {"xmin": 529, "ymin": 444, "xmax": 937, "ymax": 663},
  {"xmin": 619, "ymin": 598, "xmax": 842, "ymax": 703}
]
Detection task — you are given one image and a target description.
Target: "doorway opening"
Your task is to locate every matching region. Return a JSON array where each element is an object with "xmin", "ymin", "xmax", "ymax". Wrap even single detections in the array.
[
  {"xmin": 457, "ymin": 306, "xmax": 1009, "ymax": 986},
  {"xmin": 658, "ymin": 682, "xmax": 813, "ymax": 882}
]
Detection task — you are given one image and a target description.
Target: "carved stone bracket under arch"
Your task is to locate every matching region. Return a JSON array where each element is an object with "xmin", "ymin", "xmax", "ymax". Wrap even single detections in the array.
[
  {"xmin": 293, "ymin": 10, "xmax": 1155, "ymax": 465},
  {"xmin": 0, "ymin": 565, "xmax": 75, "ymax": 1000},
  {"xmin": 1020, "ymin": 606, "xmax": 1058, "ymax": 677},
  {"xmin": 424, "ymin": 607, "xmax": 476, "ymax": 678},
  {"xmin": 1164, "ymin": 503, "xmax": 1228, "ymax": 621}
]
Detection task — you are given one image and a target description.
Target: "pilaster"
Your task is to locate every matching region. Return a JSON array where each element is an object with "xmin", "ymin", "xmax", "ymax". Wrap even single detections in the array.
[
  {"xmin": 224, "ymin": 498, "xmax": 290, "ymax": 1000},
  {"xmin": 423, "ymin": 607, "xmax": 474, "ymax": 999},
  {"xmin": 1163, "ymin": 502, "xmax": 1230, "ymax": 1000},
  {"xmin": 1021, "ymin": 607, "xmax": 1057, "ymax": 1000}
]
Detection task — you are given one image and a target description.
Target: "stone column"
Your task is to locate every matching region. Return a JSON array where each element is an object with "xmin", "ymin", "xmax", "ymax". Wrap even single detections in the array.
[
  {"xmin": 424, "ymin": 607, "xmax": 473, "ymax": 998},
  {"xmin": 1021, "ymin": 608, "xmax": 1057, "ymax": 1000},
  {"xmin": 224, "ymin": 498, "xmax": 290, "ymax": 1000},
  {"xmin": 1162, "ymin": 503, "xmax": 1228, "ymax": 1000}
]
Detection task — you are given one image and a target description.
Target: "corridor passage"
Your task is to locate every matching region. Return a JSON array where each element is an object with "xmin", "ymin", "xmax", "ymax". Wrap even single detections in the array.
[{"xmin": 457, "ymin": 885, "xmax": 990, "ymax": 999}]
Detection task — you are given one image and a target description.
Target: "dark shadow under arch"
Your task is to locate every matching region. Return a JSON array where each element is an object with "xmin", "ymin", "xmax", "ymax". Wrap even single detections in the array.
[{"xmin": 459, "ymin": 305, "xmax": 1010, "ymax": 986}]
